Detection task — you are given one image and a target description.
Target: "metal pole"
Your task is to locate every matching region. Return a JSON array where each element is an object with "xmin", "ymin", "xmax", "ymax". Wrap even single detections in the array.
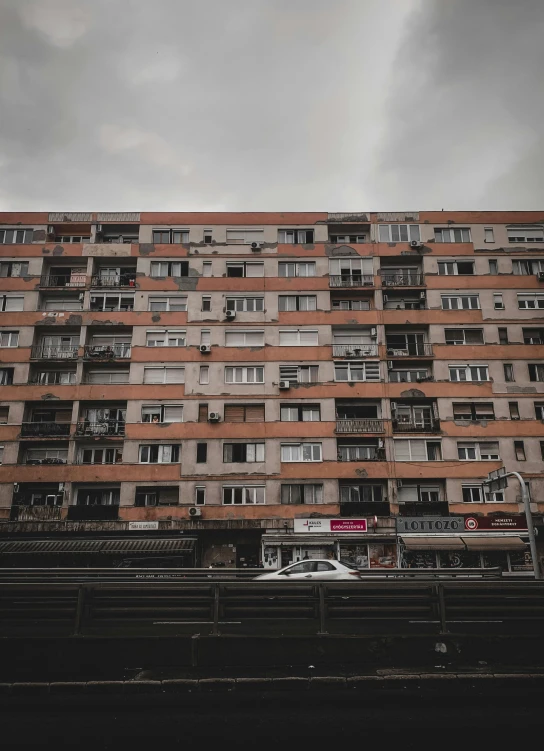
[{"xmin": 508, "ymin": 471, "xmax": 542, "ymax": 580}]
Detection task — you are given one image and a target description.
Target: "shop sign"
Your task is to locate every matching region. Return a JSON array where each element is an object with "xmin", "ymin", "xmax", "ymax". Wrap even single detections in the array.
[
  {"xmin": 396, "ymin": 517, "xmax": 465, "ymax": 533},
  {"xmin": 128, "ymin": 521, "xmax": 159, "ymax": 530},
  {"xmin": 294, "ymin": 518, "xmax": 368, "ymax": 534},
  {"xmin": 464, "ymin": 516, "xmax": 527, "ymax": 531}
]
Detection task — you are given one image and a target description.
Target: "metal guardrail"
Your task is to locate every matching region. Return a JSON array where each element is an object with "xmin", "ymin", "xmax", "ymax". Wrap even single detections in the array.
[
  {"xmin": 90, "ymin": 275, "xmax": 136, "ymax": 287},
  {"xmin": 393, "ymin": 419, "xmax": 440, "ymax": 433},
  {"xmin": 30, "ymin": 345, "xmax": 79, "ymax": 360},
  {"xmin": 381, "ymin": 273, "xmax": 424, "ymax": 287},
  {"xmin": 84, "ymin": 345, "xmax": 131, "ymax": 359},
  {"xmin": 332, "ymin": 344, "xmax": 378, "ymax": 357},
  {"xmin": 0, "ymin": 577, "xmax": 542, "ymax": 638},
  {"xmin": 75, "ymin": 421, "xmax": 126, "ymax": 436},
  {"xmin": 329, "ymin": 275, "xmax": 374, "ymax": 288},
  {"xmin": 336, "ymin": 418, "xmax": 385, "ymax": 433},
  {"xmin": 39, "ymin": 275, "xmax": 87, "ymax": 288},
  {"xmin": 20, "ymin": 422, "xmax": 71, "ymax": 437},
  {"xmin": 386, "ymin": 343, "xmax": 434, "ymax": 357}
]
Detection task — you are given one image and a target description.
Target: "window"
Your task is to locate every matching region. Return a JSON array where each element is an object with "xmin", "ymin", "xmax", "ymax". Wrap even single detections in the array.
[
  {"xmin": 0, "ymin": 368, "xmax": 13, "ymax": 385},
  {"xmin": 0, "ymin": 261, "xmax": 29, "ymax": 277},
  {"xmin": 86, "ymin": 370, "xmax": 129, "ymax": 384},
  {"xmin": 199, "ymin": 366, "xmax": 209, "ymax": 385},
  {"xmin": 394, "ymin": 440, "xmax": 442, "ymax": 461},
  {"xmin": 397, "ymin": 485, "xmax": 441, "ymax": 504},
  {"xmin": 201, "ymin": 296, "xmax": 211, "ymax": 312},
  {"xmin": 223, "ymin": 443, "xmax": 265, "ymax": 463},
  {"xmin": 196, "ymin": 443, "xmax": 207, "ymax": 463},
  {"xmin": 330, "ymin": 234, "xmax": 367, "ymax": 243},
  {"xmin": 0, "ymin": 407, "xmax": 7, "ymax": 424},
  {"xmin": 34, "ymin": 370, "xmax": 76, "ymax": 385},
  {"xmin": 508, "ymin": 402, "xmax": 520, "ymax": 420},
  {"xmin": 281, "ymin": 484, "xmax": 323, "ymax": 504},
  {"xmin": 340, "ymin": 485, "xmax": 383, "ymax": 503},
  {"xmin": 378, "ymin": 225, "xmax": 420, "ymax": 243},
  {"xmin": 200, "ymin": 329, "xmax": 211, "ymax": 346},
  {"xmin": 281, "ymin": 443, "xmax": 322, "ymax": 462},
  {"xmin": 42, "ymin": 297, "xmax": 83, "ymax": 312},
  {"xmin": 457, "ymin": 442, "xmax": 500, "ymax": 460},
  {"xmin": 529, "ymin": 364, "xmax": 544, "ymax": 382},
  {"xmin": 279, "ymin": 329, "xmax": 318, "ymax": 346},
  {"xmin": 493, "ymin": 293, "xmax": 504, "ymax": 310},
  {"xmin": 488, "ymin": 259, "xmax": 498, "ymax": 274},
  {"xmin": 77, "ymin": 488, "xmax": 120, "ymax": 507},
  {"xmin": 338, "ymin": 444, "xmax": 380, "ymax": 461},
  {"xmin": 462, "ymin": 485, "xmax": 504, "ymax": 504},
  {"xmin": 226, "ymin": 297, "xmax": 264, "ymax": 312},
  {"xmin": 146, "ymin": 330, "xmax": 186, "ymax": 347},
  {"xmin": 485, "ymin": 228, "xmax": 495, "ymax": 243},
  {"xmin": 148, "ymin": 296, "xmax": 187, "ymax": 312},
  {"xmin": 89, "ymin": 294, "xmax": 133, "ymax": 312},
  {"xmin": 453, "ymin": 403, "xmax": 495, "ymax": 421},
  {"xmin": 225, "ymin": 366, "xmax": 264, "ymax": 384},
  {"xmin": 223, "ymin": 486, "xmax": 265, "ymax": 505},
  {"xmin": 198, "ymin": 404, "xmax": 208, "ymax": 422},
  {"xmin": 280, "ymin": 365, "xmax": 318, "ymax": 384},
  {"xmin": 389, "ymin": 369, "xmax": 430, "ymax": 383},
  {"xmin": 54, "ymin": 235, "xmax": 90, "ymax": 243},
  {"xmin": 202, "ymin": 262, "xmax": 212, "ymax": 277},
  {"xmin": 143, "ymin": 367, "xmax": 185, "ymax": 384},
  {"xmin": 335, "ymin": 361, "xmax": 380, "ymax": 382},
  {"xmin": 498, "ymin": 328, "xmax": 509, "ymax": 345},
  {"xmin": 449, "ymin": 364, "xmax": 489, "ymax": 382},
  {"xmin": 195, "ymin": 487, "xmax": 206, "ymax": 505},
  {"xmin": 503, "ymin": 364, "xmax": 514, "ymax": 382},
  {"xmin": 434, "ymin": 228, "xmax": 471, "ymax": 243},
  {"xmin": 441, "ymin": 295, "xmax": 480, "ymax": 310},
  {"xmin": 437, "ymin": 261, "xmax": 474, "ymax": 275},
  {"xmin": 535, "ymin": 402, "xmax": 544, "ymax": 420},
  {"xmin": 513, "ymin": 259, "xmax": 544, "ymax": 275},
  {"xmin": 139, "ymin": 444, "xmax": 180, "ymax": 463},
  {"xmin": 152, "ymin": 229, "xmax": 189, "ymax": 243},
  {"xmin": 224, "ymin": 404, "xmax": 265, "ymax": 422},
  {"xmin": 150, "ymin": 261, "xmax": 189, "ymax": 277},
  {"xmin": 541, "ymin": 442, "xmax": 544, "ymax": 461},
  {"xmin": 0, "ymin": 331, "xmax": 19, "ymax": 348},
  {"xmin": 278, "ymin": 262, "xmax": 316, "ymax": 277},
  {"xmin": 226, "ymin": 262, "xmax": 264, "ymax": 278},
  {"xmin": 278, "ymin": 229, "xmax": 314, "ymax": 244},
  {"xmin": 226, "ymin": 229, "xmax": 264, "ymax": 245},
  {"xmin": 517, "ymin": 293, "xmax": 544, "ymax": 309},
  {"xmin": 225, "ymin": 330, "xmax": 265, "ymax": 347},
  {"xmin": 278, "ymin": 295, "xmax": 317, "ymax": 312},
  {"xmin": 80, "ymin": 447, "xmax": 122, "ymax": 465},
  {"xmin": 332, "ymin": 299, "xmax": 370, "ymax": 311},
  {"xmin": 280, "ymin": 404, "xmax": 320, "ymax": 422},
  {"xmin": 25, "ymin": 447, "xmax": 68, "ymax": 464},
  {"xmin": 329, "ymin": 257, "xmax": 373, "ymax": 281},
  {"xmin": 142, "ymin": 405, "xmax": 183, "ymax": 423},
  {"xmin": 445, "ymin": 328, "xmax": 484, "ymax": 345},
  {"xmin": 0, "ymin": 296, "xmax": 24, "ymax": 312},
  {"xmin": 514, "ymin": 441, "xmax": 526, "ymax": 461},
  {"xmin": 523, "ymin": 328, "xmax": 544, "ymax": 344},
  {"xmin": 0, "ymin": 229, "xmax": 33, "ymax": 244},
  {"xmin": 508, "ymin": 228, "xmax": 544, "ymax": 243}
]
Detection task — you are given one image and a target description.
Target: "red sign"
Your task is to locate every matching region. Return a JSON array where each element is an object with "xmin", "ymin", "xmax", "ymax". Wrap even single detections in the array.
[
  {"xmin": 464, "ymin": 515, "xmax": 527, "ymax": 532},
  {"xmin": 330, "ymin": 519, "xmax": 368, "ymax": 532}
]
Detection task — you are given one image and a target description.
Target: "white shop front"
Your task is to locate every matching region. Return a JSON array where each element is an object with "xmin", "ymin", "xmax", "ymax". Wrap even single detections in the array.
[{"xmin": 261, "ymin": 518, "xmax": 397, "ymax": 570}]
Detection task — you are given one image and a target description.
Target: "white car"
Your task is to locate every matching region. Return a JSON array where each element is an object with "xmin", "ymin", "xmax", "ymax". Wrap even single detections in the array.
[{"xmin": 255, "ymin": 559, "xmax": 362, "ymax": 581}]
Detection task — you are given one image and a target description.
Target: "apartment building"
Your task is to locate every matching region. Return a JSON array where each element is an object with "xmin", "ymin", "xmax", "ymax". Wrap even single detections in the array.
[{"xmin": 0, "ymin": 210, "xmax": 543, "ymax": 572}]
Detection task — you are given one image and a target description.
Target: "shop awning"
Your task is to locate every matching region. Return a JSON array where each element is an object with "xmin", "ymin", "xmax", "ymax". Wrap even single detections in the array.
[
  {"xmin": 463, "ymin": 536, "xmax": 526, "ymax": 551},
  {"xmin": 0, "ymin": 539, "xmax": 195, "ymax": 555},
  {"xmin": 402, "ymin": 537, "xmax": 465, "ymax": 551}
]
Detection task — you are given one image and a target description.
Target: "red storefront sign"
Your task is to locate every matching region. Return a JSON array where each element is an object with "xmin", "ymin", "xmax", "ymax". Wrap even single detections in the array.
[
  {"xmin": 464, "ymin": 515, "xmax": 527, "ymax": 531},
  {"xmin": 329, "ymin": 519, "xmax": 368, "ymax": 532}
]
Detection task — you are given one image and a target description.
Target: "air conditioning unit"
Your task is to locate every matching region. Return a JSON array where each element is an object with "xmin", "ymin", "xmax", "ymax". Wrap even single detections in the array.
[
  {"xmin": 225, "ymin": 310, "xmax": 236, "ymax": 320},
  {"xmin": 386, "ymin": 349, "xmax": 395, "ymax": 356},
  {"xmin": 396, "ymin": 479, "xmax": 403, "ymax": 489},
  {"xmin": 208, "ymin": 412, "xmax": 221, "ymax": 422},
  {"xmin": 387, "ymin": 361, "xmax": 393, "ymax": 369},
  {"xmin": 189, "ymin": 507, "xmax": 202, "ymax": 517},
  {"xmin": 370, "ymin": 327, "xmax": 377, "ymax": 338},
  {"xmin": 410, "ymin": 240, "xmax": 423, "ymax": 248},
  {"xmin": 279, "ymin": 380, "xmax": 291, "ymax": 390},
  {"xmin": 251, "ymin": 242, "xmax": 263, "ymax": 250},
  {"xmin": 538, "ymin": 272, "xmax": 544, "ymax": 282},
  {"xmin": 200, "ymin": 344, "xmax": 211, "ymax": 354}
]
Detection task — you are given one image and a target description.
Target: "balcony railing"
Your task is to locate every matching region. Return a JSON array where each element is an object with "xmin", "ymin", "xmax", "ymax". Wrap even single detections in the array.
[
  {"xmin": 327, "ymin": 212, "xmax": 369, "ymax": 222},
  {"xmin": 76, "ymin": 420, "xmax": 126, "ymax": 437},
  {"xmin": 21, "ymin": 422, "xmax": 71, "ymax": 437},
  {"xmin": 381, "ymin": 273, "xmax": 424, "ymax": 287},
  {"xmin": 386, "ymin": 343, "xmax": 434, "ymax": 357},
  {"xmin": 335, "ymin": 419, "xmax": 385, "ymax": 433},
  {"xmin": 91, "ymin": 274, "xmax": 136, "ymax": 288},
  {"xmin": 393, "ymin": 419, "xmax": 440, "ymax": 433},
  {"xmin": 329, "ymin": 275, "xmax": 374, "ymax": 288},
  {"xmin": 67, "ymin": 505, "xmax": 120, "ymax": 521},
  {"xmin": 10, "ymin": 505, "xmax": 63, "ymax": 521},
  {"xmin": 30, "ymin": 345, "xmax": 79, "ymax": 360},
  {"xmin": 28, "ymin": 373, "xmax": 76, "ymax": 385},
  {"xmin": 84, "ymin": 344, "xmax": 131, "ymax": 359},
  {"xmin": 332, "ymin": 344, "xmax": 378, "ymax": 358},
  {"xmin": 337, "ymin": 448, "xmax": 386, "ymax": 461},
  {"xmin": 39, "ymin": 274, "xmax": 87, "ymax": 288}
]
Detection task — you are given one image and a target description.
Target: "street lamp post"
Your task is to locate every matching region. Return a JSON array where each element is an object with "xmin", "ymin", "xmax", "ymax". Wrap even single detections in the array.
[{"xmin": 485, "ymin": 468, "xmax": 542, "ymax": 580}]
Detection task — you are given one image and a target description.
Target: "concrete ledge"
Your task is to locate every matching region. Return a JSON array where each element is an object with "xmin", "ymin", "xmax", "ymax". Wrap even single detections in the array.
[{"xmin": 161, "ymin": 679, "xmax": 199, "ymax": 693}]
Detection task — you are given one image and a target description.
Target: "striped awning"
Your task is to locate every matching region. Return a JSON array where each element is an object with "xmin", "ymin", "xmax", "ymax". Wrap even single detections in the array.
[{"xmin": 0, "ymin": 538, "xmax": 195, "ymax": 555}]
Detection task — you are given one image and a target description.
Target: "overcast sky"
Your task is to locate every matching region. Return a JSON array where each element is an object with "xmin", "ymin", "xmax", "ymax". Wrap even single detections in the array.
[{"xmin": 1, "ymin": 0, "xmax": 543, "ymax": 212}]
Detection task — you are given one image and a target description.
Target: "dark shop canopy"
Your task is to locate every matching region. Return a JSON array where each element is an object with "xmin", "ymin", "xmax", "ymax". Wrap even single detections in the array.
[{"xmin": 0, "ymin": 539, "xmax": 195, "ymax": 555}]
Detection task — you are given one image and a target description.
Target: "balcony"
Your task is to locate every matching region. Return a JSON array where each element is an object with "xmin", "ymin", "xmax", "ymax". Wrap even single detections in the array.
[
  {"xmin": 381, "ymin": 273, "xmax": 424, "ymax": 287},
  {"xmin": 39, "ymin": 273, "xmax": 86, "ymax": 288},
  {"xmin": 67, "ymin": 505, "xmax": 119, "ymax": 521},
  {"xmin": 84, "ymin": 344, "xmax": 131, "ymax": 360},
  {"xmin": 327, "ymin": 212, "xmax": 369, "ymax": 223},
  {"xmin": 329, "ymin": 275, "xmax": 374, "ymax": 288},
  {"xmin": 21, "ymin": 422, "xmax": 71, "ymax": 437},
  {"xmin": 10, "ymin": 505, "xmax": 63, "ymax": 522},
  {"xmin": 75, "ymin": 420, "xmax": 126, "ymax": 437},
  {"xmin": 30, "ymin": 345, "xmax": 79, "ymax": 360},
  {"xmin": 336, "ymin": 419, "xmax": 385, "ymax": 434},
  {"xmin": 393, "ymin": 419, "xmax": 441, "ymax": 433},
  {"xmin": 337, "ymin": 448, "xmax": 385, "ymax": 461},
  {"xmin": 332, "ymin": 344, "xmax": 378, "ymax": 358},
  {"xmin": 386, "ymin": 343, "xmax": 434, "ymax": 357},
  {"xmin": 91, "ymin": 274, "xmax": 136, "ymax": 288}
]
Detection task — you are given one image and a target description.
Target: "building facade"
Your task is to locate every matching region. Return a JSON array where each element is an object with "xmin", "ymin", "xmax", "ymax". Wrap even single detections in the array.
[{"xmin": 0, "ymin": 210, "xmax": 543, "ymax": 571}]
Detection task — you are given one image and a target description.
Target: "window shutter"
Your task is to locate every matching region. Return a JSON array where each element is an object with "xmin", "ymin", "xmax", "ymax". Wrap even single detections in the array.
[
  {"xmin": 198, "ymin": 404, "xmax": 209, "ymax": 422},
  {"xmin": 245, "ymin": 404, "xmax": 264, "ymax": 422},
  {"xmin": 163, "ymin": 405, "xmax": 183, "ymax": 422},
  {"xmin": 397, "ymin": 486, "xmax": 418, "ymax": 503},
  {"xmin": 165, "ymin": 367, "xmax": 184, "ymax": 383},
  {"xmin": 394, "ymin": 441, "xmax": 411, "ymax": 461},
  {"xmin": 224, "ymin": 405, "xmax": 246, "ymax": 422},
  {"xmin": 299, "ymin": 330, "xmax": 318, "ymax": 345},
  {"xmin": 410, "ymin": 440, "xmax": 427, "ymax": 461}
]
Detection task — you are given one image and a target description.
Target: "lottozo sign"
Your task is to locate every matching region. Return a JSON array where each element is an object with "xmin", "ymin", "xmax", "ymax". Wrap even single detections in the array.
[{"xmin": 396, "ymin": 517, "xmax": 465, "ymax": 533}]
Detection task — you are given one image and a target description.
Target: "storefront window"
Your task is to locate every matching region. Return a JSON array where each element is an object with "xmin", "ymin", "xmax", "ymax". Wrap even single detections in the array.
[
  {"xmin": 340, "ymin": 543, "xmax": 397, "ymax": 569},
  {"xmin": 439, "ymin": 551, "xmax": 481, "ymax": 569},
  {"xmin": 340, "ymin": 544, "xmax": 369, "ymax": 569},
  {"xmin": 509, "ymin": 550, "xmax": 533, "ymax": 572},
  {"xmin": 482, "ymin": 551, "xmax": 509, "ymax": 570},
  {"xmin": 369, "ymin": 544, "xmax": 396, "ymax": 568},
  {"xmin": 402, "ymin": 551, "xmax": 437, "ymax": 569}
]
